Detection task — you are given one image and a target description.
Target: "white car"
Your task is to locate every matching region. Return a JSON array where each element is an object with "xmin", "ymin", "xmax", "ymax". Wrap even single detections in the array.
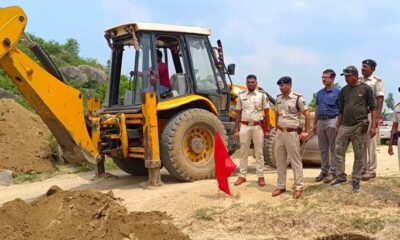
[{"xmin": 379, "ymin": 111, "xmax": 393, "ymax": 145}]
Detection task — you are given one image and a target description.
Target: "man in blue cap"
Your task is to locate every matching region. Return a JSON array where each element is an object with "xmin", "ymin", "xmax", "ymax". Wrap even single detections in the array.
[
  {"xmin": 272, "ymin": 76, "xmax": 310, "ymax": 199},
  {"xmin": 360, "ymin": 59, "xmax": 384, "ymax": 181}
]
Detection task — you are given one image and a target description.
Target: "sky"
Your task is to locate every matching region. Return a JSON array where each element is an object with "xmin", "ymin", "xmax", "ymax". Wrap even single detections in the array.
[{"xmin": 2, "ymin": 0, "xmax": 400, "ymax": 106}]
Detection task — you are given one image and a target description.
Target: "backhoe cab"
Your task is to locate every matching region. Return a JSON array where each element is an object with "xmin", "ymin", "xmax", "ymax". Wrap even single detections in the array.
[{"xmin": 98, "ymin": 23, "xmax": 238, "ymax": 182}]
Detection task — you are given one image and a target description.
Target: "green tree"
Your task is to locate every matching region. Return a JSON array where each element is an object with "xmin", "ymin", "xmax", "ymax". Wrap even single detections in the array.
[
  {"xmin": 385, "ymin": 92, "xmax": 395, "ymax": 110},
  {"xmin": 308, "ymin": 93, "xmax": 317, "ymax": 111},
  {"xmin": 64, "ymin": 38, "xmax": 80, "ymax": 56},
  {"xmin": 333, "ymin": 82, "xmax": 342, "ymax": 89}
]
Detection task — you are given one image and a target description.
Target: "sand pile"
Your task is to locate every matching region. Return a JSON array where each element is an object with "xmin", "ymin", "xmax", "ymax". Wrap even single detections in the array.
[
  {"xmin": 0, "ymin": 98, "xmax": 55, "ymax": 175},
  {"xmin": 0, "ymin": 186, "xmax": 190, "ymax": 240}
]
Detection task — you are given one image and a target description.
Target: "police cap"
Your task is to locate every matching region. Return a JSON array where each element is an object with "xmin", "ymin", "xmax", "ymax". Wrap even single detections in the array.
[
  {"xmin": 276, "ymin": 76, "xmax": 292, "ymax": 85},
  {"xmin": 362, "ymin": 59, "xmax": 377, "ymax": 70}
]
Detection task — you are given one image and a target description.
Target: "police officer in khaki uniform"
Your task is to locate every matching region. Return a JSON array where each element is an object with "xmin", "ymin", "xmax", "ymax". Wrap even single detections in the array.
[
  {"xmin": 234, "ymin": 74, "xmax": 270, "ymax": 187},
  {"xmin": 360, "ymin": 59, "xmax": 384, "ymax": 181},
  {"xmin": 272, "ymin": 76, "xmax": 310, "ymax": 199},
  {"xmin": 388, "ymin": 88, "xmax": 400, "ymax": 170}
]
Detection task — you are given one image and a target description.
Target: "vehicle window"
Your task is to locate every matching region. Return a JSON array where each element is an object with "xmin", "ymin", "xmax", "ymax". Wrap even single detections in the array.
[
  {"xmin": 156, "ymin": 35, "xmax": 188, "ymax": 97},
  {"xmin": 383, "ymin": 113, "xmax": 393, "ymax": 121},
  {"xmin": 131, "ymin": 33, "xmax": 153, "ymax": 105},
  {"xmin": 187, "ymin": 36, "xmax": 218, "ymax": 93}
]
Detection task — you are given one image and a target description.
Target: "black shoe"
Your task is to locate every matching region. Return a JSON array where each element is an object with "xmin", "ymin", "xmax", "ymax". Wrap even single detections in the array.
[
  {"xmin": 331, "ymin": 178, "xmax": 346, "ymax": 187},
  {"xmin": 352, "ymin": 180, "xmax": 360, "ymax": 192},
  {"xmin": 315, "ymin": 172, "xmax": 327, "ymax": 182},
  {"xmin": 323, "ymin": 173, "xmax": 336, "ymax": 183},
  {"xmin": 361, "ymin": 172, "xmax": 376, "ymax": 181}
]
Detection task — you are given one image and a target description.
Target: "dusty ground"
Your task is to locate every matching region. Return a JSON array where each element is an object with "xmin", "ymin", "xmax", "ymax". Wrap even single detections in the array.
[
  {"xmin": 0, "ymin": 99, "xmax": 54, "ymax": 174},
  {"xmin": 1, "ymin": 145, "xmax": 399, "ymax": 240}
]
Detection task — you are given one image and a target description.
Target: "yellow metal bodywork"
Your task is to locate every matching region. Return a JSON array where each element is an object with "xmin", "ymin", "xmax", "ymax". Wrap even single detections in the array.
[
  {"xmin": 142, "ymin": 92, "xmax": 161, "ymax": 168},
  {"xmin": 88, "ymin": 97, "xmax": 101, "ymax": 116},
  {"xmin": 0, "ymin": 6, "xmax": 99, "ymax": 164},
  {"xmin": 156, "ymin": 95, "xmax": 218, "ymax": 115}
]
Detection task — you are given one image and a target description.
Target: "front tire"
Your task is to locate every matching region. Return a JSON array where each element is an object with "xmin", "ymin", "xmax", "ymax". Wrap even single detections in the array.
[{"xmin": 160, "ymin": 108, "xmax": 227, "ymax": 181}]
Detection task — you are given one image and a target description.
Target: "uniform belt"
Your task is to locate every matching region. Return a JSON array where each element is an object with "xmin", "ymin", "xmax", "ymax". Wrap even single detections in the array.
[
  {"xmin": 241, "ymin": 120, "xmax": 262, "ymax": 126},
  {"xmin": 277, "ymin": 126, "xmax": 298, "ymax": 132},
  {"xmin": 318, "ymin": 115, "xmax": 337, "ymax": 120}
]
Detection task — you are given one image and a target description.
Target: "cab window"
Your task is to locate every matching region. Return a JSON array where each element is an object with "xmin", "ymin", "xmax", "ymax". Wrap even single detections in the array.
[{"xmin": 187, "ymin": 36, "xmax": 219, "ymax": 93}]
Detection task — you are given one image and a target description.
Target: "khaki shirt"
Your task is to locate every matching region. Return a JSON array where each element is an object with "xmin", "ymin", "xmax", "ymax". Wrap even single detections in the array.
[
  {"xmin": 393, "ymin": 103, "xmax": 400, "ymax": 131},
  {"xmin": 276, "ymin": 92, "xmax": 308, "ymax": 128},
  {"xmin": 360, "ymin": 75, "xmax": 384, "ymax": 98},
  {"xmin": 236, "ymin": 90, "xmax": 269, "ymax": 121}
]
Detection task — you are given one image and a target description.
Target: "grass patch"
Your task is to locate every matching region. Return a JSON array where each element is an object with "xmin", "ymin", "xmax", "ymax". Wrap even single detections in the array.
[
  {"xmin": 304, "ymin": 183, "xmax": 326, "ymax": 193},
  {"xmin": 351, "ymin": 215, "xmax": 385, "ymax": 234},
  {"xmin": 48, "ymin": 135, "xmax": 60, "ymax": 163},
  {"xmin": 14, "ymin": 173, "xmax": 40, "ymax": 183},
  {"xmin": 14, "ymin": 171, "xmax": 57, "ymax": 184},
  {"xmin": 191, "ymin": 177, "xmax": 400, "ymax": 239},
  {"xmin": 104, "ymin": 158, "xmax": 118, "ymax": 171},
  {"xmin": 195, "ymin": 207, "xmax": 225, "ymax": 221},
  {"xmin": 381, "ymin": 176, "xmax": 400, "ymax": 187},
  {"xmin": 73, "ymin": 163, "xmax": 93, "ymax": 173}
]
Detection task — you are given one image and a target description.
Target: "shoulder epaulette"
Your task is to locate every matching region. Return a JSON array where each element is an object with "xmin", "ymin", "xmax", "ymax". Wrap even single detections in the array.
[
  {"xmin": 258, "ymin": 89, "xmax": 266, "ymax": 94},
  {"xmin": 373, "ymin": 75, "xmax": 382, "ymax": 81},
  {"xmin": 292, "ymin": 92, "xmax": 302, "ymax": 97},
  {"xmin": 239, "ymin": 90, "xmax": 246, "ymax": 94}
]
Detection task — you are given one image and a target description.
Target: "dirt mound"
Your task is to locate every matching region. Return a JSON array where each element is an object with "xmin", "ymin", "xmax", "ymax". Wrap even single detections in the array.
[
  {"xmin": 0, "ymin": 186, "xmax": 189, "ymax": 240},
  {"xmin": 0, "ymin": 98, "xmax": 55, "ymax": 175}
]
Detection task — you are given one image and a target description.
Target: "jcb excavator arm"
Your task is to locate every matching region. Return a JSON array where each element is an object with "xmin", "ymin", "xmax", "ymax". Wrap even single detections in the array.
[{"xmin": 0, "ymin": 6, "xmax": 100, "ymax": 164}]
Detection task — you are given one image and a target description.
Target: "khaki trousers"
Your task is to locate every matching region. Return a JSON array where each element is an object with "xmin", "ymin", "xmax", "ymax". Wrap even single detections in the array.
[
  {"xmin": 335, "ymin": 123, "xmax": 365, "ymax": 181},
  {"xmin": 362, "ymin": 113, "xmax": 377, "ymax": 174},
  {"xmin": 239, "ymin": 124, "xmax": 264, "ymax": 178},
  {"xmin": 274, "ymin": 130, "xmax": 303, "ymax": 190},
  {"xmin": 398, "ymin": 137, "xmax": 400, "ymax": 172}
]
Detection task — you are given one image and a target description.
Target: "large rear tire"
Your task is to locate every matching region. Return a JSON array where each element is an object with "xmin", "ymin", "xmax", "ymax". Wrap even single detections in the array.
[
  {"xmin": 160, "ymin": 108, "xmax": 227, "ymax": 181},
  {"xmin": 263, "ymin": 129, "xmax": 277, "ymax": 168},
  {"xmin": 112, "ymin": 158, "xmax": 148, "ymax": 176}
]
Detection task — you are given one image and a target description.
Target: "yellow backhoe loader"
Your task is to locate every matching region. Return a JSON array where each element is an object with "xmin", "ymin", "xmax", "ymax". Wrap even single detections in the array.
[{"xmin": 0, "ymin": 6, "xmax": 320, "ymax": 185}]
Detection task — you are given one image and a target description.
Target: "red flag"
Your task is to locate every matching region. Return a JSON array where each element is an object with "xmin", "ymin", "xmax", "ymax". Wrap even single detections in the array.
[{"xmin": 214, "ymin": 131, "xmax": 237, "ymax": 195}]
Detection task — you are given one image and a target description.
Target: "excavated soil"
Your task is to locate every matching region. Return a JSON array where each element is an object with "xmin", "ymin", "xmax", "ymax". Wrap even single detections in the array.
[
  {"xmin": 0, "ymin": 186, "xmax": 189, "ymax": 240},
  {"xmin": 0, "ymin": 98, "xmax": 55, "ymax": 175}
]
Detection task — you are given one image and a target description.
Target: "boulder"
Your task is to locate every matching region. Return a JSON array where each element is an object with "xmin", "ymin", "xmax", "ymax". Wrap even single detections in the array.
[
  {"xmin": 0, "ymin": 169, "xmax": 14, "ymax": 186},
  {"xmin": 78, "ymin": 65, "xmax": 108, "ymax": 84},
  {"xmin": 60, "ymin": 65, "xmax": 107, "ymax": 87},
  {"xmin": 60, "ymin": 66, "xmax": 88, "ymax": 86},
  {"xmin": 0, "ymin": 88, "xmax": 16, "ymax": 99}
]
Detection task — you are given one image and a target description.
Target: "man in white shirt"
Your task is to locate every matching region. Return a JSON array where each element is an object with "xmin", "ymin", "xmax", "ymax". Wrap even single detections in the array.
[{"xmin": 360, "ymin": 59, "xmax": 384, "ymax": 181}]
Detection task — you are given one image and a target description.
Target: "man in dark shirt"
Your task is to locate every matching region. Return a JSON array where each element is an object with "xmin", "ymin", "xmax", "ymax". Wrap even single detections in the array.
[
  {"xmin": 331, "ymin": 66, "xmax": 377, "ymax": 192},
  {"xmin": 313, "ymin": 69, "xmax": 340, "ymax": 183}
]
